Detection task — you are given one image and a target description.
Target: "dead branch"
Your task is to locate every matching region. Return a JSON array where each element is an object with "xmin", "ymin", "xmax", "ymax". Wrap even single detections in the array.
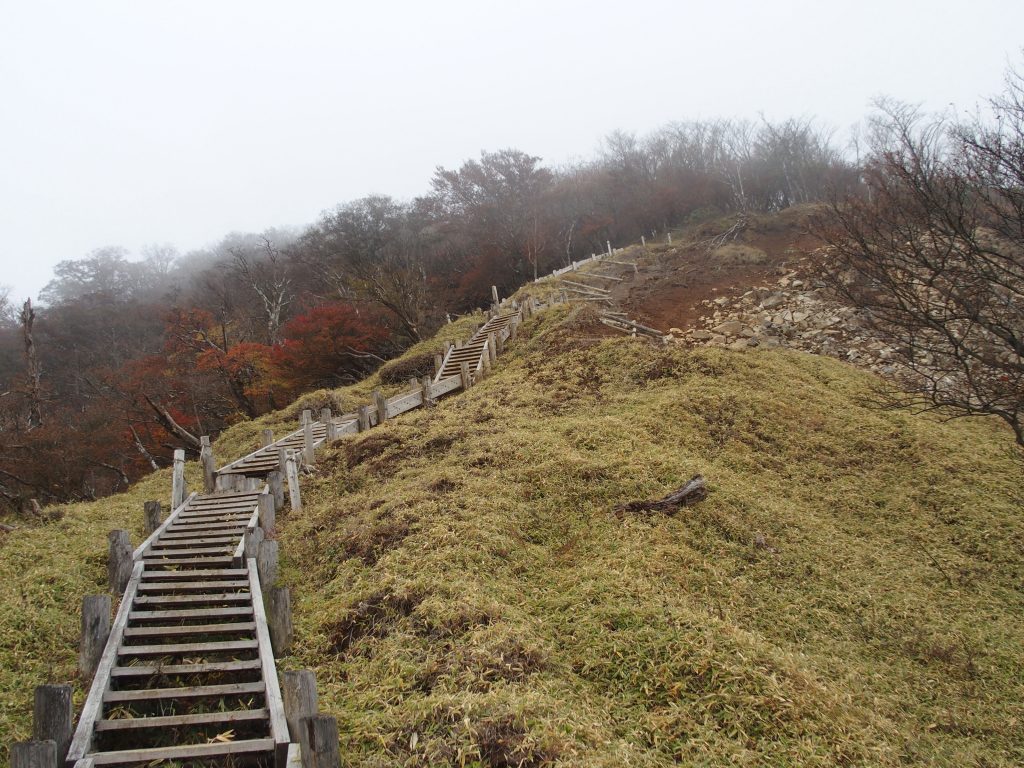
[
  {"xmin": 144, "ymin": 394, "xmax": 201, "ymax": 450},
  {"xmin": 614, "ymin": 475, "xmax": 707, "ymax": 517},
  {"xmin": 129, "ymin": 424, "xmax": 160, "ymax": 471}
]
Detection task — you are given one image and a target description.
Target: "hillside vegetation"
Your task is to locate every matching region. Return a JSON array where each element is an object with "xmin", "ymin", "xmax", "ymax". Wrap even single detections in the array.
[{"xmin": 1, "ymin": 304, "xmax": 1022, "ymax": 767}]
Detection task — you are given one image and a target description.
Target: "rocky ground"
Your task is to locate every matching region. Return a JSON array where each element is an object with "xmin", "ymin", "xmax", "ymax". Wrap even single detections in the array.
[{"xmin": 664, "ymin": 258, "xmax": 902, "ymax": 376}]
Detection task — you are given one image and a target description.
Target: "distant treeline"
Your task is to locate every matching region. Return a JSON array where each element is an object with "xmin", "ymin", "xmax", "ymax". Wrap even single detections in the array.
[{"xmin": 0, "ymin": 116, "xmax": 858, "ymax": 509}]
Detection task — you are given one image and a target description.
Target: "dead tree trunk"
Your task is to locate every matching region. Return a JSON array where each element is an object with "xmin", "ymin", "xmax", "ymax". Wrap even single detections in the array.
[{"xmin": 21, "ymin": 299, "xmax": 42, "ymax": 429}]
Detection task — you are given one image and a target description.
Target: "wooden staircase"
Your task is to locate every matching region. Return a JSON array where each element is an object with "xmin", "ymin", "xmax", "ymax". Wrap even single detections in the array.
[
  {"xmin": 434, "ymin": 312, "xmax": 518, "ymax": 384},
  {"xmin": 66, "ymin": 491, "xmax": 290, "ymax": 767},
  {"xmin": 53, "ymin": 303, "xmax": 546, "ymax": 768}
]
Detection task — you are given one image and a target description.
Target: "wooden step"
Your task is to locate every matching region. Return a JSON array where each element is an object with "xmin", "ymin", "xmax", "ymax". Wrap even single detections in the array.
[
  {"xmin": 110, "ymin": 659, "xmax": 262, "ymax": 678},
  {"xmin": 129, "ymin": 606, "xmax": 253, "ymax": 621},
  {"xmin": 133, "ymin": 593, "xmax": 250, "ymax": 607},
  {"xmin": 87, "ymin": 736, "xmax": 275, "ymax": 765},
  {"xmin": 104, "ymin": 681, "xmax": 265, "ymax": 703},
  {"xmin": 137, "ymin": 579, "xmax": 250, "ymax": 592},
  {"xmin": 116, "ymin": 639, "xmax": 259, "ymax": 657},
  {"xmin": 95, "ymin": 707, "xmax": 269, "ymax": 731},
  {"xmin": 140, "ymin": 568, "xmax": 248, "ymax": 580},
  {"xmin": 145, "ymin": 547, "xmax": 236, "ymax": 559},
  {"xmin": 140, "ymin": 537, "xmax": 239, "ymax": 549},
  {"xmin": 123, "ymin": 622, "xmax": 256, "ymax": 638},
  {"xmin": 162, "ymin": 523, "xmax": 249, "ymax": 536},
  {"xmin": 141, "ymin": 556, "xmax": 237, "ymax": 568}
]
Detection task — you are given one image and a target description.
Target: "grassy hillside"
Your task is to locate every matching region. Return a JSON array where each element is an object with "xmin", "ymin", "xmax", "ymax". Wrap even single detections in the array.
[{"xmin": 1, "ymin": 304, "xmax": 1021, "ymax": 767}]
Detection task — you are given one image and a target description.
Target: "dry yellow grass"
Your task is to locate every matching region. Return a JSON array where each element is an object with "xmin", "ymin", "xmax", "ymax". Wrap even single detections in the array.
[{"xmin": 1, "ymin": 303, "xmax": 1021, "ymax": 767}]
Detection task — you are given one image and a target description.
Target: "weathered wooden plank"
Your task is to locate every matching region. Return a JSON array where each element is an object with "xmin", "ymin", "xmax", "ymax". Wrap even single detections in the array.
[
  {"xmin": 109, "ymin": 659, "xmax": 262, "ymax": 677},
  {"xmin": 95, "ymin": 708, "xmax": 269, "ymax": 732},
  {"xmin": 123, "ymin": 621, "xmax": 256, "ymax": 638},
  {"xmin": 137, "ymin": 579, "xmax": 250, "ymax": 592},
  {"xmin": 247, "ymin": 557, "xmax": 290, "ymax": 759},
  {"xmin": 128, "ymin": 605, "xmax": 254, "ymax": 621},
  {"xmin": 133, "ymin": 592, "xmax": 251, "ymax": 606},
  {"xmin": 104, "ymin": 681, "xmax": 264, "ymax": 702},
  {"xmin": 86, "ymin": 737, "xmax": 275, "ymax": 766},
  {"xmin": 139, "ymin": 568, "xmax": 249, "ymax": 580},
  {"xmin": 80, "ymin": 595, "xmax": 111, "ymax": 678},
  {"xmin": 115, "ymin": 639, "xmax": 259, "ymax": 658}
]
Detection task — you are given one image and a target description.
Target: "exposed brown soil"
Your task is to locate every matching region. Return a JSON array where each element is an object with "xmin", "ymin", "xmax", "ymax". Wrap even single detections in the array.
[{"xmin": 560, "ymin": 206, "xmax": 822, "ymax": 335}]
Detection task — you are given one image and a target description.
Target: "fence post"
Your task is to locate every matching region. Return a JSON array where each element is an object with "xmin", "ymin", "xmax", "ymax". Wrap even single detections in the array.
[
  {"xmin": 258, "ymin": 492, "xmax": 275, "ymax": 533},
  {"xmin": 285, "ymin": 451, "xmax": 302, "ymax": 513},
  {"xmin": 301, "ymin": 409, "xmax": 312, "ymax": 426},
  {"xmin": 143, "ymin": 500, "xmax": 161, "ymax": 534},
  {"xmin": 283, "ymin": 671, "xmax": 318, "ymax": 768},
  {"xmin": 305, "ymin": 715, "xmax": 341, "ymax": 768},
  {"xmin": 268, "ymin": 470, "xmax": 284, "ymax": 512},
  {"xmin": 80, "ymin": 594, "xmax": 111, "ymax": 678},
  {"xmin": 107, "ymin": 530, "xmax": 132, "ymax": 594},
  {"xmin": 244, "ymin": 526, "xmax": 265, "ymax": 560},
  {"xmin": 373, "ymin": 389, "xmax": 387, "ymax": 424},
  {"xmin": 171, "ymin": 449, "xmax": 185, "ymax": 510},
  {"xmin": 667, "ymin": 232, "xmax": 672, "ymax": 244},
  {"xmin": 420, "ymin": 375, "xmax": 432, "ymax": 402},
  {"xmin": 267, "ymin": 585, "xmax": 293, "ymax": 656},
  {"xmin": 302, "ymin": 419, "xmax": 315, "ymax": 465},
  {"xmin": 434, "ymin": 353, "xmax": 443, "ymax": 375},
  {"xmin": 261, "ymin": 428, "xmax": 274, "ymax": 448},
  {"xmin": 491, "ymin": 285, "xmax": 499, "ymax": 305},
  {"xmin": 488, "ymin": 332, "xmax": 498, "ymax": 364},
  {"xmin": 257, "ymin": 540, "xmax": 279, "ymax": 586},
  {"xmin": 460, "ymin": 361, "xmax": 471, "ymax": 390},
  {"xmin": 10, "ymin": 741, "xmax": 56, "ymax": 768},
  {"xmin": 33, "ymin": 684, "xmax": 72, "ymax": 764},
  {"xmin": 357, "ymin": 404, "xmax": 371, "ymax": 432},
  {"xmin": 200, "ymin": 436, "xmax": 215, "ymax": 494}
]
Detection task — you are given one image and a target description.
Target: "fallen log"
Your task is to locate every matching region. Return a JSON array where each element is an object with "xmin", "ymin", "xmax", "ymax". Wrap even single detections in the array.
[
  {"xmin": 599, "ymin": 314, "xmax": 663, "ymax": 337},
  {"xmin": 614, "ymin": 475, "xmax": 707, "ymax": 517}
]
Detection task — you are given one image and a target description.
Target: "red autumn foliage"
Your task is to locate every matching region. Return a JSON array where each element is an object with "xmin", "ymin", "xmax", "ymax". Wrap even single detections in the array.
[{"xmin": 272, "ymin": 303, "xmax": 389, "ymax": 393}]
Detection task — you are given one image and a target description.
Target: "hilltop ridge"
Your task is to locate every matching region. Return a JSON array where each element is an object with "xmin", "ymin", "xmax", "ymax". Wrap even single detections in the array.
[{"xmin": 1, "ymin": 216, "xmax": 1022, "ymax": 767}]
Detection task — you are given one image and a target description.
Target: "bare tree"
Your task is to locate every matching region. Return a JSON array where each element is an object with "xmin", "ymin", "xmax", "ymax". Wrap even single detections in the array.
[
  {"xmin": 816, "ymin": 77, "xmax": 1024, "ymax": 447},
  {"xmin": 20, "ymin": 299, "xmax": 42, "ymax": 429},
  {"xmin": 230, "ymin": 235, "xmax": 293, "ymax": 344}
]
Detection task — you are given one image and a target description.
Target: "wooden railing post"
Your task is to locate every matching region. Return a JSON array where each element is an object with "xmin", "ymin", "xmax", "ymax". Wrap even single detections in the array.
[
  {"xmin": 303, "ymin": 418, "xmax": 315, "ymax": 464},
  {"xmin": 170, "ymin": 449, "xmax": 185, "ymax": 510},
  {"xmin": 244, "ymin": 527, "xmax": 265, "ymax": 560},
  {"xmin": 283, "ymin": 671, "xmax": 319, "ymax": 768},
  {"xmin": 488, "ymin": 332, "xmax": 498, "ymax": 363},
  {"xmin": 257, "ymin": 540, "xmax": 279, "ymax": 586},
  {"xmin": 33, "ymin": 684, "xmax": 72, "ymax": 765},
  {"xmin": 10, "ymin": 740, "xmax": 56, "ymax": 768},
  {"xmin": 434, "ymin": 353, "xmax": 443, "ymax": 375},
  {"xmin": 79, "ymin": 595, "xmax": 110, "ymax": 678},
  {"xmin": 143, "ymin": 500, "xmax": 161, "ymax": 535},
  {"xmin": 373, "ymin": 390, "xmax": 387, "ymax": 424},
  {"xmin": 460, "ymin": 361, "xmax": 471, "ymax": 390},
  {"xmin": 200, "ymin": 436, "xmax": 215, "ymax": 494},
  {"xmin": 285, "ymin": 450, "xmax": 302, "ymax": 513},
  {"xmin": 268, "ymin": 470, "xmax": 284, "ymax": 512},
  {"xmin": 258, "ymin": 492, "xmax": 275, "ymax": 533},
  {"xmin": 267, "ymin": 586, "xmax": 293, "ymax": 657},
  {"xmin": 261, "ymin": 428, "xmax": 275, "ymax": 448},
  {"xmin": 305, "ymin": 715, "xmax": 340, "ymax": 768},
  {"xmin": 107, "ymin": 530, "xmax": 131, "ymax": 594},
  {"xmin": 357, "ymin": 404, "xmax": 371, "ymax": 432}
]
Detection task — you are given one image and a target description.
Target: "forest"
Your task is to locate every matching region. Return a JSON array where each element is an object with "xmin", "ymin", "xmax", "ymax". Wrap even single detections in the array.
[{"xmin": 0, "ymin": 117, "xmax": 856, "ymax": 510}]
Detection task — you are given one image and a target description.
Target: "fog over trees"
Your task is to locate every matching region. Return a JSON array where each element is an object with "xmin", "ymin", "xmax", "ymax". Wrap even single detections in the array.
[{"xmin": 3, "ymin": 71, "xmax": 1021, "ymax": 509}]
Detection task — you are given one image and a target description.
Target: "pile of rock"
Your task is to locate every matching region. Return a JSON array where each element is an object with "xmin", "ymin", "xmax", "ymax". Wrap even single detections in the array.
[{"xmin": 667, "ymin": 268, "xmax": 903, "ymax": 374}]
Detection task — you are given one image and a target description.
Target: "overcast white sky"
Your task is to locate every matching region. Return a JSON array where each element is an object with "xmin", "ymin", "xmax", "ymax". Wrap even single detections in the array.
[{"xmin": 1, "ymin": 0, "xmax": 1021, "ymax": 299}]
